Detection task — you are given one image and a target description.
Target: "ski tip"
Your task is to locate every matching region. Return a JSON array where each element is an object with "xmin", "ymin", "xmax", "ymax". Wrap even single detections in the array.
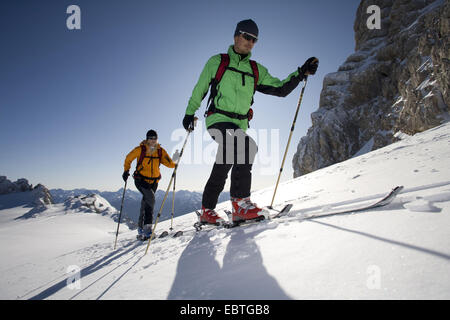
[
  {"xmin": 173, "ymin": 231, "xmax": 183, "ymax": 238},
  {"xmin": 280, "ymin": 203, "xmax": 293, "ymax": 213},
  {"xmin": 158, "ymin": 231, "xmax": 169, "ymax": 238}
]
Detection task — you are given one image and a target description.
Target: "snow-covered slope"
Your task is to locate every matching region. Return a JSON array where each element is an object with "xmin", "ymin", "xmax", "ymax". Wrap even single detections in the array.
[{"xmin": 1, "ymin": 122, "xmax": 449, "ymax": 300}]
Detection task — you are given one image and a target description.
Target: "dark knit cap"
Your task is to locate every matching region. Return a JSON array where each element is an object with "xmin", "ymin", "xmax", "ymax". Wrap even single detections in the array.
[
  {"xmin": 146, "ymin": 130, "xmax": 158, "ymax": 139},
  {"xmin": 234, "ymin": 19, "xmax": 259, "ymax": 38}
]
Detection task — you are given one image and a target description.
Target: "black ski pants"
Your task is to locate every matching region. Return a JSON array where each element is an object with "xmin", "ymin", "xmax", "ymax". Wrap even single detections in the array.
[
  {"xmin": 202, "ymin": 122, "xmax": 258, "ymax": 209},
  {"xmin": 134, "ymin": 176, "xmax": 158, "ymax": 228}
]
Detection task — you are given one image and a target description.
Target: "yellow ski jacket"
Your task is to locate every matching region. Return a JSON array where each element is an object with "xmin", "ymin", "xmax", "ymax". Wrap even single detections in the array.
[{"xmin": 124, "ymin": 141, "xmax": 175, "ymax": 184}]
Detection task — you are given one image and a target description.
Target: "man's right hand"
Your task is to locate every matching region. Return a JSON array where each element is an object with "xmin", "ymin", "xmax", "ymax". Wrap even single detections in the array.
[
  {"xmin": 122, "ymin": 171, "xmax": 130, "ymax": 182},
  {"xmin": 183, "ymin": 114, "xmax": 195, "ymax": 131}
]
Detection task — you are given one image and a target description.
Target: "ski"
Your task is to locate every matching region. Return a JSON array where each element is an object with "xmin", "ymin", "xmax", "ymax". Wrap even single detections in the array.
[
  {"xmin": 223, "ymin": 210, "xmax": 265, "ymax": 228},
  {"xmin": 300, "ymin": 185, "xmax": 404, "ymax": 220},
  {"xmin": 192, "ymin": 204, "xmax": 293, "ymax": 230},
  {"xmin": 136, "ymin": 230, "xmax": 169, "ymax": 242},
  {"xmin": 151, "ymin": 229, "xmax": 184, "ymax": 238},
  {"xmin": 183, "ymin": 186, "xmax": 403, "ymax": 234},
  {"xmin": 224, "ymin": 203, "xmax": 293, "ymax": 228}
]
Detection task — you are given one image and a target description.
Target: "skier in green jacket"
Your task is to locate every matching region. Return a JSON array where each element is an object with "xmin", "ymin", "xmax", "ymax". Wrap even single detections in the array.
[{"xmin": 183, "ymin": 19, "xmax": 318, "ymax": 225}]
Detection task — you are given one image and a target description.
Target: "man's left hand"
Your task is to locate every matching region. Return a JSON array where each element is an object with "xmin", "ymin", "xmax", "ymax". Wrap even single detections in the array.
[
  {"xmin": 300, "ymin": 57, "xmax": 319, "ymax": 76},
  {"xmin": 172, "ymin": 150, "xmax": 180, "ymax": 162}
]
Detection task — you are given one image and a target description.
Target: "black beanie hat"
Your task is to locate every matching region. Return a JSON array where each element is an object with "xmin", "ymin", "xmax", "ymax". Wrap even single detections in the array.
[
  {"xmin": 234, "ymin": 19, "xmax": 259, "ymax": 38},
  {"xmin": 146, "ymin": 130, "xmax": 157, "ymax": 139}
]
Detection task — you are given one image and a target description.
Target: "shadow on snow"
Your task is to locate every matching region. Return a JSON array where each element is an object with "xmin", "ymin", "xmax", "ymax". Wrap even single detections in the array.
[{"xmin": 168, "ymin": 225, "xmax": 292, "ymax": 299}]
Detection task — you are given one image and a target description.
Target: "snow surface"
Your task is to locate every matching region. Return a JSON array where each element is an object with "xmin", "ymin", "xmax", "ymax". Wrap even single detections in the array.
[
  {"xmin": 353, "ymin": 137, "xmax": 374, "ymax": 158},
  {"xmin": 1, "ymin": 122, "xmax": 450, "ymax": 300}
]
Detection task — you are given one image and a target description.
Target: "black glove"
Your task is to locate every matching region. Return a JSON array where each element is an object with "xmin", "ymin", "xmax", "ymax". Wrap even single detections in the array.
[
  {"xmin": 299, "ymin": 57, "xmax": 319, "ymax": 76},
  {"xmin": 122, "ymin": 171, "xmax": 130, "ymax": 182},
  {"xmin": 183, "ymin": 114, "xmax": 195, "ymax": 131}
]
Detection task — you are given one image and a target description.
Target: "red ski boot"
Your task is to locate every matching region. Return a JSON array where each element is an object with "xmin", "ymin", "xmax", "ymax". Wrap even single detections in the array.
[
  {"xmin": 231, "ymin": 197, "xmax": 269, "ymax": 222},
  {"xmin": 199, "ymin": 206, "xmax": 225, "ymax": 225}
]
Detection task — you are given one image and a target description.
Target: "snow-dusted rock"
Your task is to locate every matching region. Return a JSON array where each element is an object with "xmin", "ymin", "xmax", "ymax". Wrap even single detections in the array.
[
  {"xmin": 62, "ymin": 193, "xmax": 137, "ymax": 228},
  {"xmin": 31, "ymin": 184, "xmax": 54, "ymax": 207},
  {"xmin": 0, "ymin": 177, "xmax": 54, "ymax": 213},
  {"xmin": 0, "ymin": 176, "xmax": 33, "ymax": 194},
  {"xmin": 64, "ymin": 194, "xmax": 117, "ymax": 216}
]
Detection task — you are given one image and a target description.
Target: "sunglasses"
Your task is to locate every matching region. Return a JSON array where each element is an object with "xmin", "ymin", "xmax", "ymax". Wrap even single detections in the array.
[
  {"xmin": 239, "ymin": 31, "xmax": 258, "ymax": 43},
  {"xmin": 147, "ymin": 137, "xmax": 157, "ymax": 140}
]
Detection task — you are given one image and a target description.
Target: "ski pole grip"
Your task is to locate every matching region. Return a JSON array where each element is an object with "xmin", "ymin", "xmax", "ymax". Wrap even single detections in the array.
[{"xmin": 188, "ymin": 117, "xmax": 198, "ymax": 132}]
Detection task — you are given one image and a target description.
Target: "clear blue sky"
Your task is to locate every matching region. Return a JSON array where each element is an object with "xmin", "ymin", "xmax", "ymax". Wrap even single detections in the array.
[{"xmin": 0, "ymin": 0, "xmax": 359, "ymax": 194}]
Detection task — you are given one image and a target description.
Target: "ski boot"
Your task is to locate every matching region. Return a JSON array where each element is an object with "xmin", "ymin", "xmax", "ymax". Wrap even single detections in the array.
[
  {"xmin": 136, "ymin": 224, "xmax": 152, "ymax": 241},
  {"xmin": 231, "ymin": 197, "xmax": 269, "ymax": 225},
  {"xmin": 194, "ymin": 207, "xmax": 225, "ymax": 231}
]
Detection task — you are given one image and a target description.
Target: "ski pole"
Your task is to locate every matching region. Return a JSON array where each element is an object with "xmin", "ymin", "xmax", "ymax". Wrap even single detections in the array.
[
  {"xmin": 114, "ymin": 180, "xmax": 127, "ymax": 250},
  {"xmin": 145, "ymin": 118, "xmax": 196, "ymax": 255},
  {"xmin": 270, "ymin": 76, "xmax": 309, "ymax": 208},
  {"xmin": 170, "ymin": 172, "xmax": 176, "ymax": 231}
]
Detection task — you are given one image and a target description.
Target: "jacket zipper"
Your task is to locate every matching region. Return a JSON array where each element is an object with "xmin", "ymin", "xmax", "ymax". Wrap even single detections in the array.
[{"xmin": 151, "ymin": 157, "xmax": 154, "ymax": 178}]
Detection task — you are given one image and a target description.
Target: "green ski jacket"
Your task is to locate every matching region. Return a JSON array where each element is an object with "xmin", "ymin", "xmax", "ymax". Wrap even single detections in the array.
[{"xmin": 185, "ymin": 45, "xmax": 305, "ymax": 131}]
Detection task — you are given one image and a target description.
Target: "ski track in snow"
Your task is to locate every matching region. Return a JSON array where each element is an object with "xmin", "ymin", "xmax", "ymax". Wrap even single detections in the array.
[{"xmin": 1, "ymin": 122, "xmax": 450, "ymax": 299}]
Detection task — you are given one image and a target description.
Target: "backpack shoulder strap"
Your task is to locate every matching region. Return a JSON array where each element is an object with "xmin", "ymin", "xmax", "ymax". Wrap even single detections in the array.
[
  {"xmin": 206, "ymin": 54, "xmax": 230, "ymax": 113},
  {"xmin": 249, "ymin": 60, "xmax": 259, "ymax": 91},
  {"xmin": 215, "ymin": 54, "xmax": 230, "ymax": 83},
  {"xmin": 157, "ymin": 148, "xmax": 162, "ymax": 166},
  {"xmin": 136, "ymin": 145, "xmax": 146, "ymax": 169},
  {"xmin": 249, "ymin": 60, "xmax": 259, "ymax": 107}
]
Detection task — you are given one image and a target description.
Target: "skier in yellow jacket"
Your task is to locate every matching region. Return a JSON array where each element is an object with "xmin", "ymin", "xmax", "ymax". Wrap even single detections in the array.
[{"xmin": 123, "ymin": 130, "xmax": 176, "ymax": 240}]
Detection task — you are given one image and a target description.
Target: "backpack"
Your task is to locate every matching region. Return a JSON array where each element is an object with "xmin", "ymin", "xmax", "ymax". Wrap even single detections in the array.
[
  {"xmin": 134, "ymin": 145, "xmax": 162, "ymax": 182},
  {"xmin": 205, "ymin": 53, "xmax": 259, "ymax": 123}
]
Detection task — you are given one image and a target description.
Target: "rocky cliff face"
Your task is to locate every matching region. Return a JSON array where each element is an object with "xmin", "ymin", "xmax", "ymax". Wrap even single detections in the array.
[{"xmin": 293, "ymin": 0, "xmax": 449, "ymax": 177}]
